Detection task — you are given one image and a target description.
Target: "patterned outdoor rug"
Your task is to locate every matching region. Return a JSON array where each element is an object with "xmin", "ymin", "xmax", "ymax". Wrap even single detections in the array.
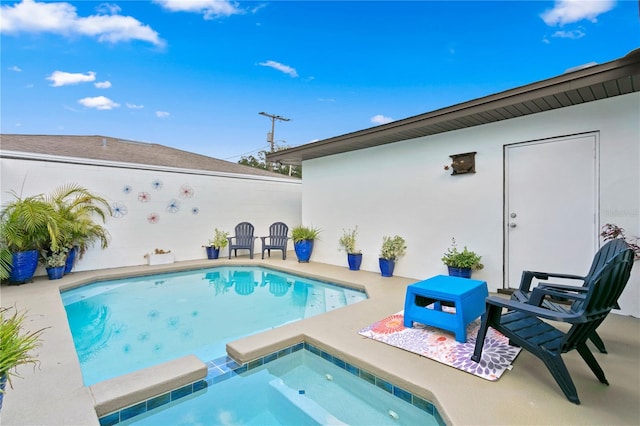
[{"xmin": 358, "ymin": 310, "xmax": 521, "ymax": 381}]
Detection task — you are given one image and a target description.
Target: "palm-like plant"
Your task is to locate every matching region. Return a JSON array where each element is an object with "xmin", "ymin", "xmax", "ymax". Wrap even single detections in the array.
[
  {"xmin": 0, "ymin": 192, "xmax": 61, "ymax": 253},
  {"xmin": 0, "ymin": 306, "xmax": 47, "ymax": 391},
  {"xmin": 45, "ymin": 184, "xmax": 112, "ymax": 259},
  {"xmin": 0, "ymin": 192, "xmax": 62, "ymax": 280}
]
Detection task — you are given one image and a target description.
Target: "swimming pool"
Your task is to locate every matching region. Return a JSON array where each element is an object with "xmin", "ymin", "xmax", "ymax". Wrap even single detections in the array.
[
  {"xmin": 108, "ymin": 344, "xmax": 442, "ymax": 426},
  {"xmin": 62, "ymin": 266, "xmax": 367, "ymax": 385}
]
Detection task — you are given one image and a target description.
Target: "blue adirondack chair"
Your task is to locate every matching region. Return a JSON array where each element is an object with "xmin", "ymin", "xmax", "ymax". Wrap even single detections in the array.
[
  {"xmin": 227, "ymin": 222, "xmax": 256, "ymax": 259},
  {"xmin": 261, "ymin": 222, "xmax": 289, "ymax": 260},
  {"xmin": 511, "ymin": 238, "xmax": 628, "ymax": 353},
  {"xmin": 472, "ymin": 247, "xmax": 635, "ymax": 404}
]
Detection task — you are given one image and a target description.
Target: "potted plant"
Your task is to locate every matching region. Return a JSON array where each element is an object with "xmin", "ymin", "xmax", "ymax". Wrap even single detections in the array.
[
  {"xmin": 601, "ymin": 223, "xmax": 640, "ymax": 259},
  {"xmin": 441, "ymin": 238, "xmax": 483, "ymax": 278},
  {"xmin": 291, "ymin": 225, "xmax": 321, "ymax": 263},
  {"xmin": 339, "ymin": 226, "xmax": 362, "ymax": 271},
  {"xmin": 0, "ymin": 305, "xmax": 46, "ymax": 412},
  {"xmin": 45, "ymin": 184, "xmax": 111, "ymax": 274},
  {"xmin": 205, "ymin": 228, "xmax": 229, "ymax": 259},
  {"xmin": 0, "ymin": 191, "xmax": 61, "ymax": 283},
  {"xmin": 43, "ymin": 250, "xmax": 67, "ymax": 280},
  {"xmin": 379, "ymin": 235, "xmax": 407, "ymax": 277}
]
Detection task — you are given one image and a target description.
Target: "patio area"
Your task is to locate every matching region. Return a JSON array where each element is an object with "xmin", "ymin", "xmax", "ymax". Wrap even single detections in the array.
[{"xmin": 1, "ymin": 255, "xmax": 639, "ymax": 425}]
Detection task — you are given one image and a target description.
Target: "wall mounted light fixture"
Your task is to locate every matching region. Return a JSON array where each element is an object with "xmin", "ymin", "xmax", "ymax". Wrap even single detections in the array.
[{"xmin": 445, "ymin": 152, "xmax": 476, "ymax": 175}]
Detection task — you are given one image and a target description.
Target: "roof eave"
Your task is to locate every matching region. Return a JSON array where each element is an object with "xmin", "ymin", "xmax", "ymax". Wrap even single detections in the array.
[{"xmin": 267, "ymin": 48, "xmax": 640, "ymax": 166}]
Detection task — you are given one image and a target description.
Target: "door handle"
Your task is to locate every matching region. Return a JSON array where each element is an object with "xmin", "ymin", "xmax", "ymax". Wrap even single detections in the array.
[{"xmin": 509, "ymin": 223, "xmax": 517, "ymax": 228}]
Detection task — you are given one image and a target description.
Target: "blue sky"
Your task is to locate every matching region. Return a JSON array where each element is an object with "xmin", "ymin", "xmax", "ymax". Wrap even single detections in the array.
[{"xmin": 1, "ymin": 1, "xmax": 638, "ymax": 161}]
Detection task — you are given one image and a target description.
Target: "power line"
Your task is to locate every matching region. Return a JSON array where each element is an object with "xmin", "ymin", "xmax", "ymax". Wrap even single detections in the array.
[
  {"xmin": 259, "ymin": 111, "xmax": 290, "ymax": 171},
  {"xmin": 222, "ymin": 144, "xmax": 270, "ymax": 161}
]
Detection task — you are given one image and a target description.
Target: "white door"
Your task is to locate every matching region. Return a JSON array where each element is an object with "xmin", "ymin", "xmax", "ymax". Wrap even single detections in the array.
[{"xmin": 505, "ymin": 134, "xmax": 598, "ymax": 289}]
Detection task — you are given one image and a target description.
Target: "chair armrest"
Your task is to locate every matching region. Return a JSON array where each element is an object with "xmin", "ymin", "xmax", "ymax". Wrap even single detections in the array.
[
  {"xmin": 528, "ymin": 286, "xmax": 587, "ymax": 307},
  {"xmin": 536, "ymin": 283, "xmax": 588, "ymax": 293},
  {"xmin": 486, "ymin": 296, "xmax": 583, "ymax": 323},
  {"xmin": 518, "ymin": 270, "xmax": 586, "ymax": 293}
]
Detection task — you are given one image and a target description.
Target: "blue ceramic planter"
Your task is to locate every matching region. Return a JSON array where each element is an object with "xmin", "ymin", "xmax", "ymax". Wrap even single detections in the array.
[
  {"xmin": 206, "ymin": 246, "xmax": 220, "ymax": 259},
  {"xmin": 379, "ymin": 258, "xmax": 395, "ymax": 277},
  {"xmin": 9, "ymin": 250, "xmax": 39, "ymax": 284},
  {"xmin": 46, "ymin": 266, "xmax": 65, "ymax": 280},
  {"xmin": 347, "ymin": 253, "xmax": 363, "ymax": 271},
  {"xmin": 0, "ymin": 374, "xmax": 6, "ymax": 411},
  {"xmin": 64, "ymin": 246, "xmax": 78, "ymax": 274},
  {"xmin": 294, "ymin": 240, "xmax": 314, "ymax": 263},
  {"xmin": 447, "ymin": 266, "xmax": 472, "ymax": 278}
]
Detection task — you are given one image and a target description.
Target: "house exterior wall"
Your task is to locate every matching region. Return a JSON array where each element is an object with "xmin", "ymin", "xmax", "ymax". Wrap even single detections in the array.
[
  {"xmin": 301, "ymin": 92, "xmax": 639, "ymax": 317},
  {"xmin": 0, "ymin": 156, "xmax": 301, "ymax": 272}
]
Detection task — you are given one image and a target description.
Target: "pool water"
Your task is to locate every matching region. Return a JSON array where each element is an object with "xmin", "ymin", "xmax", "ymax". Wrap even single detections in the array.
[
  {"xmin": 61, "ymin": 266, "xmax": 367, "ymax": 385},
  {"xmin": 119, "ymin": 348, "xmax": 439, "ymax": 426}
]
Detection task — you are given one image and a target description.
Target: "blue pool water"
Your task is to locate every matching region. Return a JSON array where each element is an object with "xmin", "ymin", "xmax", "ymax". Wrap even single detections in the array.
[
  {"xmin": 115, "ymin": 347, "xmax": 440, "ymax": 426},
  {"xmin": 61, "ymin": 266, "xmax": 367, "ymax": 385}
]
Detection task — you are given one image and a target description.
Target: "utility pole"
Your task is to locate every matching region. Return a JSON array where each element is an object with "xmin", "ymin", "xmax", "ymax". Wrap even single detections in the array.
[{"xmin": 259, "ymin": 111, "xmax": 290, "ymax": 171}]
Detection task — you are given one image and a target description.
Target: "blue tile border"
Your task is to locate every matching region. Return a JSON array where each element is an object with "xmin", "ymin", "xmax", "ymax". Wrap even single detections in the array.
[
  {"xmin": 97, "ymin": 379, "xmax": 207, "ymax": 426},
  {"xmin": 98, "ymin": 341, "xmax": 446, "ymax": 426}
]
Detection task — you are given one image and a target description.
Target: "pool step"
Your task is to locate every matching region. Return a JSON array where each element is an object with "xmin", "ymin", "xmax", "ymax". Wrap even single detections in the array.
[
  {"xmin": 304, "ymin": 287, "xmax": 356, "ymax": 318},
  {"xmin": 344, "ymin": 288, "xmax": 367, "ymax": 305},
  {"xmin": 324, "ymin": 288, "xmax": 346, "ymax": 312},
  {"xmin": 268, "ymin": 378, "xmax": 347, "ymax": 425}
]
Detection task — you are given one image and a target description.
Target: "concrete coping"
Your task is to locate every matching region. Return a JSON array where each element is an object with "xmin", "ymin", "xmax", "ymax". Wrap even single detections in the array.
[{"xmin": 89, "ymin": 354, "xmax": 207, "ymax": 417}]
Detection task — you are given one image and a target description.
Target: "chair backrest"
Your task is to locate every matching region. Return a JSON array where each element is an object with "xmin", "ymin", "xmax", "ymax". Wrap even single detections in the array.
[
  {"xmin": 584, "ymin": 239, "xmax": 629, "ymax": 283},
  {"xmin": 564, "ymin": 247, "xmax": 635, "ymax": 351},
  {"xmin": 269, "ymin": 222, "xmax": 289, "ymax": 246},
  {"xmin": 234, "ymin": 222, "xmax": 255, "ymax": 245},
  {"xmin": 567, "ymin": 238, "xmax": 630, "ymax": 313}
]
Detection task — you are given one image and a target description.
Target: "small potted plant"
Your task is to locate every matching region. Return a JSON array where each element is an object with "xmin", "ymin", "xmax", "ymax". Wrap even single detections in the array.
[
  {"xmin": 379, "ymin": 235, "xmax": 407, "ymax": 277},
  {"xmin": 339, "ymin": 226, "xmax": 362, "ymax": 271},
  {"xmin": 441, "ymin": 238, "xmax": 483, "ymax": 278},
  {"xmin": 291, "ymin": 225, "xmax": 321, "ymax": 263},
  {"xmin": 601, "ymin": 223, "xmax": 640, "ymax": 259},
  {"xmin": 0, "ymin": 305, "xmax": 46, "ymax": 412},
  {"xmin": 43, "ymin": 250, "xmax": 67, "ymax": 280},
  {"xmin": 205, "ymin": 228, "xmax": 229, "ymax": 259}
]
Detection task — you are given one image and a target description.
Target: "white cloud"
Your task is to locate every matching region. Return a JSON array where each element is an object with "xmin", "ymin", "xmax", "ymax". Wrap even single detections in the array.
[
  {"xmin": 153, "ymin": 0, "xmax": 242, "ymax": 19},
  {"xmin": 95, "ymin": 80, "xmax": 112, "ymax": 89},
  {"xmin": 47, "ymin": 70, "xmax": 96, "ymax": 87},
  {"xmin": 78, "ymin": 96, "xmax": 120, "ymax": 110},
  {"xmin": 8, "ymin": 65, "xmax": 22, "ymax": 72},
  {"xmin": 552, "ymin": 29, "xmax": 586, "ymax": 39},
  {"xmin": 0, "ymin": 0, "xmax": 165, "ymax": 46},
  {"xmin": 156, "ymin": 111, "xmax": 170, "ymax": 118},
  {"xmin": 96, "ymin": 3, "xmax": 121, "ymax": 15},
  {"xmin": 258, "ymin": 60, "xmax": 298, "ymax": 78},
  {"xmin": 371, "ymin": 114, "xmax": 393, "ymax": 125},
  {"xmin": 541, "ymin": 0, "xmax": 615, "ymax": 26},
  {"xmin": 126, "ymin": 103, "xmax": 144, "ymax": 109}
]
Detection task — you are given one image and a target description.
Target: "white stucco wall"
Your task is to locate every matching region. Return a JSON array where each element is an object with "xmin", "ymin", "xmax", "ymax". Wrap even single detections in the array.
[
  {"xmin": 0, "ymin": 155, "xmax": 302, "ymax": 273},
  {"xmin": 301, "ymin": 92, "xmax": 640, "ymax": 317}
]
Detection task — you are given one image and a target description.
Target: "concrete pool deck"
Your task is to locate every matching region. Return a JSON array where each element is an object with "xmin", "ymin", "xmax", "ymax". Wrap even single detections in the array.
[{"xmin": 1, "ymin": 255, "xmax": 639, "ymax": 425}]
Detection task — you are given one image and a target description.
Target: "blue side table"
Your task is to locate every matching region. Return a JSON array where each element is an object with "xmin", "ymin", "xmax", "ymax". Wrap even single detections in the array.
[{"xmin": 403, "ymin": 275, "xmax": 488, "ymax": 343}]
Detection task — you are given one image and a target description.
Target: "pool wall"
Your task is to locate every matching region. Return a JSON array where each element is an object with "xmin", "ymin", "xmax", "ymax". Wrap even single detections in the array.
[{"xmin": 98, "ymin": 342, "xmax": 446, "ymax": 426}]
